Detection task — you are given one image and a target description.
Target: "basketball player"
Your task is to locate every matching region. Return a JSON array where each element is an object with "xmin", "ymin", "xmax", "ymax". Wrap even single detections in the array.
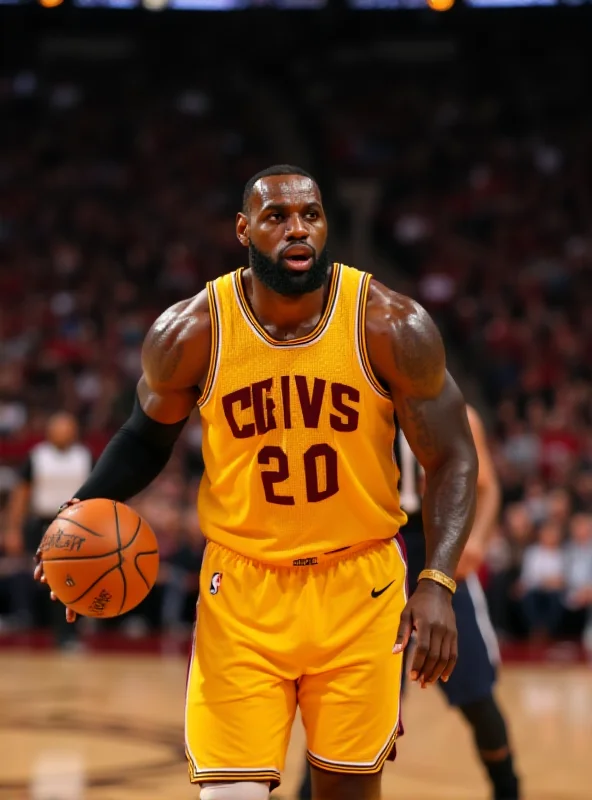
[
  {"xmin": 35, "ymin": 165, "xmax": 478, "ymax": 800},
  {"xmin": 297, "ymin": 405, "xmax": 520, "ymax": 800}
]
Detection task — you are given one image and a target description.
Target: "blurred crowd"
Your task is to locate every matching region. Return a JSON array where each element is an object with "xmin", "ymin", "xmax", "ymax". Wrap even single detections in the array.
[
  {"xmin": 1, "ymin": 50, "xmax": 591, "ymax": 650},
  {"xmin": 0, "ymin": 66, "xmax": 250, "ymax": 637}
]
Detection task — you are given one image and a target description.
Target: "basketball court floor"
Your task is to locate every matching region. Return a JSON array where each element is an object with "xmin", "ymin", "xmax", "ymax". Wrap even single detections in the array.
[{"xmin": 1, "ymin": 651, "xmax": 590, "ymax": 799}]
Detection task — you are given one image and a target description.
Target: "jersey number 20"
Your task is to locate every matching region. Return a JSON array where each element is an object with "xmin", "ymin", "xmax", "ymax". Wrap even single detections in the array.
[{"xmin": 258, "ymin": 444, "xmax": 338, "ymax": 505}]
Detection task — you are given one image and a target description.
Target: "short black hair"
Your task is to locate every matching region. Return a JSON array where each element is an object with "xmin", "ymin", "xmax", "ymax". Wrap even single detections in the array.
[{"xmin": 242, "ymin": 164, "xmax": 318, "ymax": 212}]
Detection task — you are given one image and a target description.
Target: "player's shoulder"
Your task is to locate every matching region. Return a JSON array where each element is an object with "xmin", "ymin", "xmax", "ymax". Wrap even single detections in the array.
[
  {"xmin": 147, "ymin": 287, "xmax": 211, "ymax": 344},
  {"xmin": 142, "ymin": 288, "xmax": 212, "ymax": 391},
  {"xmin": 363, "ymin": 277, "xmax": 445, "ymax": 396},
  {"xmin": 365, "ymin": 278, "xmax": 442, "ymax": 351}
]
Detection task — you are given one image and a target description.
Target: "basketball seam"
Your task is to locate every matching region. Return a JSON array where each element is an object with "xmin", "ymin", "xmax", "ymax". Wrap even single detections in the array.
[
  {"xmin": 65, "ymin": 561, "xmax": 122, "ymax": 605},
  {"xmin": 42, "ymin": 515, "xmax": 144, "ymax": 562},
  {"xmin": 113, "ymin": 502, "xmax": 128, "ymax": 615},
  {"xmin": 55, "ymin": 516, "xmax": 105, "ymax": 537},
  {"xmin": 134, "ymin": 550, "xmax": 158, "ymax": 590}
]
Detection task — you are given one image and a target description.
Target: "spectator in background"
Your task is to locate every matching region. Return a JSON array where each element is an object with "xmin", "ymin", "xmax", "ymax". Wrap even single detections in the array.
[
  {"xmin": 2, "ymin": 413, "xmax": 93, "ymax": 648},
  {"xmin": 518, "ymin": 522, "xmax": 565, "ymax": 642},
  {"xmin": 485, "ymin": 502, "xmax": 534, "ymax": 637},
  {"xmin": 545, "ymin": 488, "xmax": 572, "ymax": 534},
  {"xmin": 573, "ymin": 470, "xmax": 592, "ymax": 513},
  {"xmin": 563, "ymin": 513, "xmax": 592, "ymax": 651}
]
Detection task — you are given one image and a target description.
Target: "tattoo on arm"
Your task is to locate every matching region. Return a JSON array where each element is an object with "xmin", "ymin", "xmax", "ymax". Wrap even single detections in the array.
[
  {"xmin": 366, "ymin": 284, "xmax": 478, "ymax": 577},
  {"xmin": 396, "ymin": 378, "xmax": 477, "ymax": 576},
  {"xmin": 154, "ymin": 336, "xmax": 185, "ymax": 383},
  {"xmin": 143, "ymin": 314, "xmax": 187, "ymax": 388},
  {"xmin": 404, "ymin": 397, "xmax": 438, "ymax": 457}
]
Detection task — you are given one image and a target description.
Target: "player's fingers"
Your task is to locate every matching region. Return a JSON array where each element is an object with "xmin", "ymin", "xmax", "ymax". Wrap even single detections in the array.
[
  {"xmin": 33, "ymin": 563, "xmax": 44, "ymax": 582},
  {"xmin": 418, "ymin": 625, "xmax": 445, "ymax": 687},
  {"xmin": 439, "ymin": 631, "xmax": 458, "ymax": 683},
  {"xmin": 409, "ymin": 625, "xmax": 431, "ymax": 681},
  {"xmin": 423, "ymin": 626, "xmax": 450, "ymax": 685},
  {"xmin": 393, "ymin": 606, "xmax": 413, "ymax": 654},
  {"xmin": 50, "ymin": 591, "xmax": 58, "ymax": 602},
  {"xmin": 65, "ymin": 608, "xmax": 77, "ymax": 623}
]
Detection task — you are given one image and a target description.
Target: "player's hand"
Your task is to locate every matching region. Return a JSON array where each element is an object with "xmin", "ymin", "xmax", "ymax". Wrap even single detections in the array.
[
  {"xmin": 393, "ymin": 579, "xmax": 457, "ymax": 687},
  {"xmin": 33, "ymin": 498, "xmax": 81, "ymax": 624},
  {"xmin": 455, "ymin": 539, "xmax": 485, "ymax": 581}
]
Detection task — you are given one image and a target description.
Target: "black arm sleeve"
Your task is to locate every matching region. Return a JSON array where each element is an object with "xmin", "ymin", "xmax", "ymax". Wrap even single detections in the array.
[{"xmin": 73, "ymin": 395, "xmax": 189, "ymax": 504}]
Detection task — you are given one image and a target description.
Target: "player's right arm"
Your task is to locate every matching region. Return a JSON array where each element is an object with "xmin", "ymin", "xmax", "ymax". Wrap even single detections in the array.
[
  {"xmin": 33, "ymin": 291, "xmax": 212, "ymax": 610},
  {"xmin": 69, "ymin": 291, "xmax": 211, "ymax": 503}
]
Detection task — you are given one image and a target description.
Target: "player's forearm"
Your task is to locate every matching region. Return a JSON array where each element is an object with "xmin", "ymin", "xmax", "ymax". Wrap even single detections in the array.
[
  {"xmin": 73, "ymin": 395, "xmax": 188, "ymax": 504},
  {"xmin": 421, "ymin": 451, "xmax": 478, "ymax": 577}
]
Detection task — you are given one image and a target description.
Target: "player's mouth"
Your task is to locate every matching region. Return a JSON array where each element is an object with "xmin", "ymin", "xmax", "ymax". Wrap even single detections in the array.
[{"xmin": 281, "ymin": 245, "xmax": 315, "ymax": 271}]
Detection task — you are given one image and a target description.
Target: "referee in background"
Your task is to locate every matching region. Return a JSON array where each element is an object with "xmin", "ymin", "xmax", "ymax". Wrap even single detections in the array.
[{"xmin": 4, "ymin": 412, "xmax": 92, "ymax": 649}]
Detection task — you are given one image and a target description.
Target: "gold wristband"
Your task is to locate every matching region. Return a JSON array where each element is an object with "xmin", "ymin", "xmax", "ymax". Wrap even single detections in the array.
[{"xmin": 418, "ymin": 569, "xmax": 457, "ymax": 595}]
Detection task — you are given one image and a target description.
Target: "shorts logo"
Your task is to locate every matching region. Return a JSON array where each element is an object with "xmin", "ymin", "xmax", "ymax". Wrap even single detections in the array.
[
  {"xmin": 209, "ymin": 572, "xmax": 223, "ymax": 595},
  {"xmin": 292, "ymin": 557, "xmax": 318, "ymax": 567}
]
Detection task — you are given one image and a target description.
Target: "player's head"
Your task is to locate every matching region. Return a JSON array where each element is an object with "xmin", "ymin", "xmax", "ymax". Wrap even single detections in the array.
[
  {"xmin": 236, "ymin": 165, "xmax": 330, "ymax": 297},
  {"xmin": 46, "ymin": 412, "xmax": 79, "ymax": 450}
]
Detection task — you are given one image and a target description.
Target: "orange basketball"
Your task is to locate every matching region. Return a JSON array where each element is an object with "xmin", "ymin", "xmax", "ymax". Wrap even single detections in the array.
[{"xmin": 39, "ymin": 499, "xmax": 159, "ymax": 619}]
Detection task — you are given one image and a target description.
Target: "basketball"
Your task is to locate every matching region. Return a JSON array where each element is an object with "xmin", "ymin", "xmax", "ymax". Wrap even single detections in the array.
[{"xmin": 39, "ymin": 499, "xmax": 159, "ymax": 619}]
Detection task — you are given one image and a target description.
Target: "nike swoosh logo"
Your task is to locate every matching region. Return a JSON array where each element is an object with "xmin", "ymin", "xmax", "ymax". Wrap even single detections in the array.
[{"xmin": 371, "ymin": 580, "xmax": 395, "ymax": 598}]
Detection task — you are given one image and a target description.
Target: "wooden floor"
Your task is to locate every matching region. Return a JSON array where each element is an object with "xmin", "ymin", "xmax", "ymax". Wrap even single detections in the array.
[{"xmin": 1, "ymin": 651, "xmax": 590, "ymax": 799}]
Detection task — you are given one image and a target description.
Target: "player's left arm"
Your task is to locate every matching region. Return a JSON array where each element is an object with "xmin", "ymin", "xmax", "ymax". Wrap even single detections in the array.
[
  {"xmin": 455, "ymin": 406, "xmax": 501, "ymax": 580},
  {"xmin": 366, "ymin": 280, "xmax": 478, "ymax": 686}
]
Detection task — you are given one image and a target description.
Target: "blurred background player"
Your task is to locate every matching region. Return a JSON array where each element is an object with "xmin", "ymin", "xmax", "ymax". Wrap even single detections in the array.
[
  {"xmin": 3, "ymin": 412, "xmax": 92, "ymax": 648},
  {"xmin": 298, "ymin": 406, "xmax": 520, "ymax": 800}
]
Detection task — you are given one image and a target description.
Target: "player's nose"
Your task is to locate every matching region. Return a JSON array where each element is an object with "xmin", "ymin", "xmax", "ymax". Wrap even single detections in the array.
[{"xmin": 284, "ymin": 213, "xmax": 309, "ymax": 239}]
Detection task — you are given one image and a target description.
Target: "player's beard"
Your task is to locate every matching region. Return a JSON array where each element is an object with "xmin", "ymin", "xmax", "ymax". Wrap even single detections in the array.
[{"xmin": 248, "ymin": 242, "xmax": 331, "ymax": 297}]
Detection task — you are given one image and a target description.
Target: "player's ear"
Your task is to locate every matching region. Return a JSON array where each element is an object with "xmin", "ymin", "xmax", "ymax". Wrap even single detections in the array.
[{"xmin": 236, "ymin": 212, "xmax": 250, "ymax": 248}]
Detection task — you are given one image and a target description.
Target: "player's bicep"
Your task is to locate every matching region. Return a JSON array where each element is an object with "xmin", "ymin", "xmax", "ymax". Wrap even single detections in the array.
[
  {"xmin": 393, "ymin": 373, "xmax": 473, "ymax": 473},
  {"xmin": 139, "ymin": 295, "xmax": 211, "ymax": 424}
]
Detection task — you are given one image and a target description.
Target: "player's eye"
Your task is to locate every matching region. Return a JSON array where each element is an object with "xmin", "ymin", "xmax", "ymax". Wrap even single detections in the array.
[
  {"xmin": 305, "ymin": 211, "xmax": 319, "ymax": 220},
  {"xmin": 268, "ymin": 213, "xmax": 283, "ymax": 222}
]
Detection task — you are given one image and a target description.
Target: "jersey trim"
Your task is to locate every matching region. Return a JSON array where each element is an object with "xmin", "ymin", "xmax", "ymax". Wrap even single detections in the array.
[
  {"xmin": 186, "ymin": 762, "xmax": 281, "ymax": 788},
  {"xmin": 355, "ymin": 273, "xmax": 391, "ymax": 399},
  {"xmin": 196, "ymin": 280, "xmax": 221, "ymax": 409},
  {"xmin": 306, "ymin": 723, "xmax": 399, "ymax": 775},
  {"xmin": 232, "ymin": 263, "xmax": 342, "ymax": 348}
]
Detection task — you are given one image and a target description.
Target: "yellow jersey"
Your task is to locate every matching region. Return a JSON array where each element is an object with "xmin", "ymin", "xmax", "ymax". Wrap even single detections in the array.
[{"xmin": 196, "ymin": 263, "xmax": 407, "ymax": 566}]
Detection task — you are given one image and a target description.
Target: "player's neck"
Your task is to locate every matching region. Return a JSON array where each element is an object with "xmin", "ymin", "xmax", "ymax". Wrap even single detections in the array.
[{"xmin": 246, "ymin": 271, "xmax": 331, "ymax": 337}]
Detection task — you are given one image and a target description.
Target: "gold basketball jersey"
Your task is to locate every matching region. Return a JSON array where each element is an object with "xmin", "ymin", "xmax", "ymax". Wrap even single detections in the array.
[{"xmin": 196, "ymin": 263, "xmax": 407, "ymax": 566}]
